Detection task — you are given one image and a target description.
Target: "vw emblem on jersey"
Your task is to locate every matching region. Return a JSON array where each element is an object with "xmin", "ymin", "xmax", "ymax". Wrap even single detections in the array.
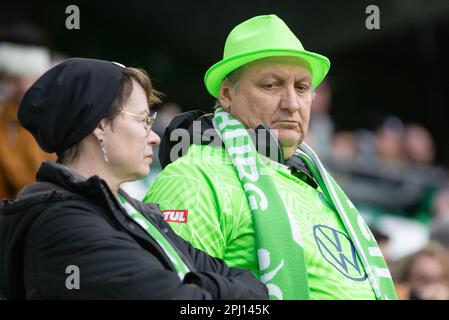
[{"xmin": 313, "ymin": 224, "xmax": 367, "ymax": 281}]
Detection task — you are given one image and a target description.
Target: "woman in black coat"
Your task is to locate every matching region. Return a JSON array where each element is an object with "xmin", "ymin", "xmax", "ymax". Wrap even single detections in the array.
[{"xmin": 0, "ymin": 58, "xmax": 268, "ymax": 300}]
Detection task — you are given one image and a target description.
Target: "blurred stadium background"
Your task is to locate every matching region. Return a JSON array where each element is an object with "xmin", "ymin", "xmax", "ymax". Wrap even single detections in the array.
[{"xmin": 2, "ymin": 0, "xmax": 449, "ymax": 299}]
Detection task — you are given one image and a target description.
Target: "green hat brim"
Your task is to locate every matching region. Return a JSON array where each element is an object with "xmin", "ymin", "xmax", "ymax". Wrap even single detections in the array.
[{"xmin": 204, "ymin": 49, "xmax": 331, "ymax": 98}]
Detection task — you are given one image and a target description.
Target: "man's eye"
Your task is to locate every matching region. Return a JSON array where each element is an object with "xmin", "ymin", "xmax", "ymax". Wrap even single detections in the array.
[
  {"xmin": 296, "ymin": 85, "xmax": 310, "ymax": 92},
  {"xmin": 262, "ymin": 83, "xmax": 276, "ymax": 89}
]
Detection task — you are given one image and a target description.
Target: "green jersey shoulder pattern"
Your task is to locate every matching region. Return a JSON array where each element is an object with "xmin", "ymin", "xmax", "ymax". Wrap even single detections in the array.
[
  {"xmin": 145, "ymin": 144, "xmax": 253, "ymax": 270},
  {"xmin": 144, "ymin": 144, "xmax": 376, "ymax": 299}
]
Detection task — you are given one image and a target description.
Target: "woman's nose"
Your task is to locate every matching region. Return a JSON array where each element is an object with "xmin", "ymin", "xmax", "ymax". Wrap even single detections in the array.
[{"xmin": 148, "ymin": 130, "xmax": 161, "ymax": 146}]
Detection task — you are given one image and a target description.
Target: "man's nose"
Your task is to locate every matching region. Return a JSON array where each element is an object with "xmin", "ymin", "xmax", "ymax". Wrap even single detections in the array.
[
  {"xmin": 280, "ymin": 85, "xmax": 300, "ymax": 112},
  {"xmin": 148, "ymin": 130, "xmax": 161, "ymax": 146}
]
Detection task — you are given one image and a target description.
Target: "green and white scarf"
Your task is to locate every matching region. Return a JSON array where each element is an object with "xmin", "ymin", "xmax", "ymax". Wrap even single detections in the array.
[
  {"xmin": 118, "ymin": 195, "xmax": 190, "ymax": 280},
  {"xmin": 213, "ymin": 108, "xmax": 397, "ymax": 300}
]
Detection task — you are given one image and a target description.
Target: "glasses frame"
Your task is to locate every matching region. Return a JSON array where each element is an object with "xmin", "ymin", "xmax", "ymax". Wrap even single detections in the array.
[{"xmin": 119, "ymin": 109, "xmax": 157, "ymax": 137}]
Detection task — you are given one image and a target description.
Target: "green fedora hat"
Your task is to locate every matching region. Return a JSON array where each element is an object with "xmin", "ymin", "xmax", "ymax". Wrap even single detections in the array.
[{"xmin": 204, "ymin": 14, "xmax": 331, "ymax": 98}]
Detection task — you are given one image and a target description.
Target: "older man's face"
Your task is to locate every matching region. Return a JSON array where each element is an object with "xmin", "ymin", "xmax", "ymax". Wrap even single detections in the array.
[{"xmin": 219, "ymin": 57, "xmax": 313, "ymax": 160}]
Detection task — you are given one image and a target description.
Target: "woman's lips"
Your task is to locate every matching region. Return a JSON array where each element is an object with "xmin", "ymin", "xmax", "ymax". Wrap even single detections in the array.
[{"xmin": 145, "ymin": 155, "xmax": 153, "ymax": 164}]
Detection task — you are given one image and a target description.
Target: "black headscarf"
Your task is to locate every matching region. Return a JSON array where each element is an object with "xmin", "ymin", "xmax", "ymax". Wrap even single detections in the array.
[{"xmin": 18, "ymin": 57, "xmax": 125, "ymax": 154}]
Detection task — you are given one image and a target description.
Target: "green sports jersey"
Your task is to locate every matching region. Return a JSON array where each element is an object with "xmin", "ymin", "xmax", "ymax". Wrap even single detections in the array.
[{"xmin": 144, "ymin": 144, "xmax": 376, "ymax": 299}]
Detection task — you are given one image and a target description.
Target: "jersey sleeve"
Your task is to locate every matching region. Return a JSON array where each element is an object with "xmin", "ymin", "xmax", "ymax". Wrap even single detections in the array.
[{"xmin": 144, "ymin": 158, "xmax": 231, "ymax": 259}]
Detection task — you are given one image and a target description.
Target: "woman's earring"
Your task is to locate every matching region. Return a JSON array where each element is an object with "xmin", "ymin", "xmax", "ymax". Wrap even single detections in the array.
[{"xmin": 99, "ymin": 139, "xmax": 109, "ymax": 163}]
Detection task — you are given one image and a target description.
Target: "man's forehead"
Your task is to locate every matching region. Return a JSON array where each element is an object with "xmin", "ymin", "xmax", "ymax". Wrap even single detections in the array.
[{"xmin": 241, "ymin": 56, "xmax": 312, "ymax": 79}]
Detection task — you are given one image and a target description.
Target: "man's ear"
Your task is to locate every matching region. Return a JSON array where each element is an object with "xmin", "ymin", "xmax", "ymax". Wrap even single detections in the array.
[
  {"xmin": 218, "ymin": 81, "xmax": 233, "ymax": 112},
  {"xmin": 93, "ymin": 118, "xmax": 109, "ymax": 141}
]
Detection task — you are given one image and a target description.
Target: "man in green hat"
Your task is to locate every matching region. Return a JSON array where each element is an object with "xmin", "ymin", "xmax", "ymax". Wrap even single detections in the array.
[{"xmin": 144, "ymin": 14, "xmax": 397, "ymax": 300}]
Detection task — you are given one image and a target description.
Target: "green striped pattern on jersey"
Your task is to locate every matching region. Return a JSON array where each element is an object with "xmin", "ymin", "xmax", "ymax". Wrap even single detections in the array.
[{"xmin": 145, "ymin": 144, "xmax": 376, "ymax": 299}]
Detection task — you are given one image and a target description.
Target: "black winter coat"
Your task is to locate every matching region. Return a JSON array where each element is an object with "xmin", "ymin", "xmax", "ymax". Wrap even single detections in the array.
[{"xmin": 0, "ymin": 161, "xmax": 268, "ymax": 300}]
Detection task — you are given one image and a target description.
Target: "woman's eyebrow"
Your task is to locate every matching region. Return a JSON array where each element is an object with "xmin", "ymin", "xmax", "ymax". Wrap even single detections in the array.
[{"xmin": 138, "ymin": 109, "xmax": 150, "ymax": 115}]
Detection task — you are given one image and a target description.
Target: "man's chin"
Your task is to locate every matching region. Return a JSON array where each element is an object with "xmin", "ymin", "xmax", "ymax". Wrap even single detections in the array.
[
  {"xmin": 279, "ymin": 139, "xmax": 303, "ymax": 160},
  {"xmin": 278, "ymin": 133, "xmax": 302, "ymax": 148}
]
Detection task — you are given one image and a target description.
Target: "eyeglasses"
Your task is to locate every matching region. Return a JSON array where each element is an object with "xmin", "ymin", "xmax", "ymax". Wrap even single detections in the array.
[{"xmin": 119, "ymin": 109, "xmax": 157, "ymax": 137}]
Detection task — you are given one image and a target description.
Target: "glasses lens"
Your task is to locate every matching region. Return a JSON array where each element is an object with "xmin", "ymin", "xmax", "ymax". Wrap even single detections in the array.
[{"xmin": 145, "ymin": 111, "xmax": 157, "ymax": 136}]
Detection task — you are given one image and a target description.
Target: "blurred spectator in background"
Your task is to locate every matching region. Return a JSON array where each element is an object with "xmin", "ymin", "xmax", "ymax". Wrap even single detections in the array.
[
  {"xmin": 121, "ymin": 102, "xmax": 182, "ymax": 199},
  {"xmin": 431, "ymin": 185, "xmax": 449, "ymax": 221},
  {"xmin": 375, "ymin": 116, "xmax": 405, "ymax": 165},
  {"xmin": 331, "ymin": 131, "xmax": 357, "ymax": 162},
  {"xmin": 354, "ymin": 129, "xmax": 378, "ymax": 163},
  {"xmin": 307, "ymin": 79, "xmax": 334, "ymax": 158},
  {"xmin": 403, "ymin": 123, "xmax": 436, "ymax": 166},
  {"xmin": 393, "ymin": 242, "xmax": 449, "ymax": 300},
  {"xmin": 0, "ymin": 24, "xmax": 55, "ymax": 199},
  {"xmin": 430, "ymin": 219, "xmax": 449, "ymax": 255},
  {"xmin": 400, "ymin": 123, "xmax": 442, "ymax": 224},
  {"xmin": 429, "ymin": 186, "xmax": 449, "ymax": 254},
  {"xmin": 322, "ymin": 114, "xmax": 446, "ymax": 263}
]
